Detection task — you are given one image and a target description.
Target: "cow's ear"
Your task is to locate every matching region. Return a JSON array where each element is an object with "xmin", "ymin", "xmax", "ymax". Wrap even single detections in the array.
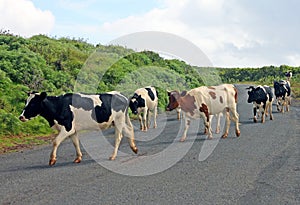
[
  {"xmin": 40, "ymin": 92, "xmax": 47, "ymax": 100},
  {"xmin": 167, "ymin": 90, "xmax": 171, "ymax": 96},
  {"xmin": 180, "ymin": 90, "xmax": 187, "ymax": 97}
]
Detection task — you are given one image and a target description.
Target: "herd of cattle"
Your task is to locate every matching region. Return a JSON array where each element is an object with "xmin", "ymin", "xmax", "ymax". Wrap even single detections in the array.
[{"xmin": 18, "ymin": 72, "xmax": 292, "ymax": 166}]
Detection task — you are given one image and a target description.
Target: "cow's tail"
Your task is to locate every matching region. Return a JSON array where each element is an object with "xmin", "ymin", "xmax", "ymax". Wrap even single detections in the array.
[{"xmin": 233, "ymin": 85, "xmax": 238, "ymax": 104}]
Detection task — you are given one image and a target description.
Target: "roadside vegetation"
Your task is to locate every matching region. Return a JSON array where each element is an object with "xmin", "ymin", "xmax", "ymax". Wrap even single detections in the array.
[{"xmin": 0, "ymin": 31, "xmax": 299, "ymax": 153}]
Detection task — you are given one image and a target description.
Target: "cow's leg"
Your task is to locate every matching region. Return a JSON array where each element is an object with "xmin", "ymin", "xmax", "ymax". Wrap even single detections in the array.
[
  {"xmin": 123, "ymin": 114, "xmax": 138, "ymax": 154},
  {"xmin": 70, "ymin": 133, "xmax": 82, "ymax": 163},
  {"xmin": 278, "ymin": 99, "xmax": 284, "ymax": 113},
  {"xmin": 204, "ymin": 115, "xmax": 213, "ymax": 134},
  {"xmin": 176, "ymin": 107, "xmax": 181, "ymax": 120},
  {"xmin": 142, "ymin": 109, "xmax": 148, "ymax": 131},
  {"xmin": 268, "ymin": 101, "xmax": 273, "ymax": 120},
  {"xmin": 231, "ymin": 108, "xmax": 240, "ymax": 137},
  {"xmin": 276, "ymin": 98, "xmax": 282, "ymax": 112},
  {"xmin": 222, "ymin": 110, "xmax": 230, "ymax": 138},
  {"xmin": 215, "ymin": 113, "xmax": 221, "ymax": 134},
  {"xmin": 281, "ymin": 102, "xmax": 285, "ymax": 113},
  {"xmin": 261, "ymin": 103, "xmax": 266, "ymax": 123},
  {"xmin": 253, "ymin": 106, "xmax": 258, "ymax": 123},
  {"xmin": 265, "ymin": 104, "xmax": 269, "ymax": 117},
  {"xmin": 146, "ymin": 109, "xmax": 151, "ymax": 129},
  {"xmin": 180, "ymin": 118, "xmax": 191, "ymax": 142},
  {"xmin": 110, "ymin": 129, "xmax": 123, "ymax": 160},
  {"xmin": 206, "ymin": 119, "xmax": 212, "ymax": 140},
  {"xmin": 50, "ymin": 127, "xmax": 75, "ymax": 166},
  {"xmin": 153, "ymin": 106, "xmax": 157, "ymax": 128},
  {"xmin": 138, "ymin": 113, "xmax": 143, "ymax": 130},
  {"xmin": 285, "ymin": 99, "xmax": 290, "ymax": 112}
]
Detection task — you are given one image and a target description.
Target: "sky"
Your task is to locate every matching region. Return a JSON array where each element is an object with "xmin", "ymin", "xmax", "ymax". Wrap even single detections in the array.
[{"xmin": 0, "ymin": 0, "xmax": 299, "ymax": 67}]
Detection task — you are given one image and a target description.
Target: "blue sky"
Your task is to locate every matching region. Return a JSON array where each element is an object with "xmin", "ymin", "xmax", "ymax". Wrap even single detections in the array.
[{"xmin": 1, "ymin": 0, "xmax": 300, "ymax": 67}]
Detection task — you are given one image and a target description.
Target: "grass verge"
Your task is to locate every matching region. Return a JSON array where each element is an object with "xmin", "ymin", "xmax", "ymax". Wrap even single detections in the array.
[{"xmin": 0, "ymin": 134, "xmax": 53, "ymax": 154}]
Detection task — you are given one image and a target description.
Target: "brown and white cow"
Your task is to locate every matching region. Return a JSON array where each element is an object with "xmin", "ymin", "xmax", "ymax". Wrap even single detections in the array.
[
  {"xmin": 19, "ymin": 91, "xmax": 138, "ymax": 166},
  {"xmin": 129, "ymin": 86, "xmax": 158, "ymax": 131},
  {"xmin": 166, "ymin": 84, "xmax": 240, "ymax": 141},
  {"xmin": 167, "ymin": 90, "xmax": 223, "ymax": 134}
]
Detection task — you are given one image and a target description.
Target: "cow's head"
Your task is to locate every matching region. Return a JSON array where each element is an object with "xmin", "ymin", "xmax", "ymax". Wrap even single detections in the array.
[
  {"xmin": 166, "ymin": 90, "xmax": 182, "ymax": 111},
  {"xmin": 129, "ymin": 93, "xmax": 145, "ymax": 115},
  {"xmin": 246, "ymin": 86, "xmax": 258, "ymax": 103},
  {"xmin": 19, "ymin": 92, "xmax": 47, "ymax": 122}
]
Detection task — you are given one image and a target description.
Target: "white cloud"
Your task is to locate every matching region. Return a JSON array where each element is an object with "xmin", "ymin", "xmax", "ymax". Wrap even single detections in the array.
[
  {"xmin": 99, "ymin": 0, "xmax": 300, "ymax": 67},
  {"xmin": 286, "ymin": 54, "xmax": 300, "ymax": 67},
  {"xmin": 0, "ymin": 0, "xmax": 55, "ymax": 37}
]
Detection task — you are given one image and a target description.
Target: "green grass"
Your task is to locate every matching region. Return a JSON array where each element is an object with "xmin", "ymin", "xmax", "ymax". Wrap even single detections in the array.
[{"xmin": 0, "ymin": 134, "xmax": 53, "ymax": 154}]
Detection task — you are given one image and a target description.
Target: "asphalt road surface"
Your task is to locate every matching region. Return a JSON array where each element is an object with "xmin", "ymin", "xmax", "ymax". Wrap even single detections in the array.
[{"xmin": 1, "ymin": 85, "xmax": 299, "ymax": 205}]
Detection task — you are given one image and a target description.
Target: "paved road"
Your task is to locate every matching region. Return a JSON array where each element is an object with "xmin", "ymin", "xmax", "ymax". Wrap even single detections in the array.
[{"xmin": 1, "ymin": 85, "xmax": 299, "ymax": 205}]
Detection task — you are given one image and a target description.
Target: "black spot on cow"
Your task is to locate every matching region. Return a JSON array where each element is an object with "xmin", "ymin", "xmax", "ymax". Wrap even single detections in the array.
[
  {"xmin": 43, "ymin": 94, "xmax": 75, "ymax": 131},
  {"xmin": 91, "ymin": 94, "xmax": 127, "ymax": 123},
  {"xmin": 92, "ymin": 94, "xmax": 112, "ymax": 123},
  {"xmin": 145, "ymin": 87, "xmax": 155, "ymax": 101}
]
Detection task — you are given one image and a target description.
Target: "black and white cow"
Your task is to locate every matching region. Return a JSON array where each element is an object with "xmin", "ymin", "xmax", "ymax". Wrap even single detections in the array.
[
  {"xmin": 285, "ymin": 71, "xmax": 292, "ymax": 81},
  {"xmin": 19, "ymin": 91, "xmax": 138, "ymax": 166},
  {"xmin": 274, "ymin": 80, "xmax": 291, "ymax": 113},
  {"xmin": 129, "ymin": 86, "xmax": 158, "ymax": 131},
  {"xmin": 246, "ymin": 85, "xmax": 274, "ymax": 123}
]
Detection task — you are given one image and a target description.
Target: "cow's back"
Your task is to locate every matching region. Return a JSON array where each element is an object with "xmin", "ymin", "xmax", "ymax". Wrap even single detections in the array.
[
  {"xmin": 70, "ymin": 92, "xmax": 129, "ymax": 131},
  {"xmin": 189, "ymin": 84, "xmax": 237, "ymax": 115}
]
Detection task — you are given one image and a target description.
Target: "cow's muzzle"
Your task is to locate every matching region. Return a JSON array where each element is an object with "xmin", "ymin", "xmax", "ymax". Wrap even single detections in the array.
[{"xmin": 19, "ymin": 116, "xmax": 27, "ymax": 122}]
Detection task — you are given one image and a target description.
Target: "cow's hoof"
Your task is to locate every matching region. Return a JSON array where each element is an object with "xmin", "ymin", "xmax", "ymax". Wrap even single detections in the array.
[
  {"xmin": 221, "ymin": 134, "xmax": 228, "ymax": 139},
  {"xmin": 207, "ymin": 136, "xmax": 213, "ymax": 140},
  {"xmin": 73, "ymin": 157, "xmax": 82, "ymax": 163},
  {"xmin": 253, "ymin": 118, "xmax": 257, "ymax": 123},
  {"xmin": 109, "ymin": 156, "xmax": 116, "ymax": 160},
  {"xmin": 180, "ymin": 138, "xmax": 186, "ymax": 142},
  {"xmin": 236, "ymin": 130, "xmax": 241, "ymax": 137},
  {"xmin": 49, "ymin": 158, "xmax": 56, "ymax": 166},
  {"xmin": 131, "ymin": 146, "xmax": 138, "ymax": 154}
]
